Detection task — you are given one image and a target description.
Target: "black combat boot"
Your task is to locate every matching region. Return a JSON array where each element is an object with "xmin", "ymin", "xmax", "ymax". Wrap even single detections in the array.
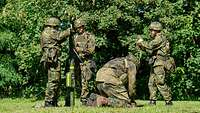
[
  {"xmin": 149, "ymin": 100, "xmax": 156, "ymax": 105},
  {"xmin": 131, "ymin": 101, "xmax": 137, "ymax": 107},
  {"xmin": 81, "ymin": 98, "xmax": 87, "ymax": 106},
  {"xmin": 165, "ymin": 101, "xmax": 173, "ymax": 106},
  {"xmin": 44, "ymin": 101, "xmax": 58, "ymax": 107},
  {"xmin": 64, "ymin": 97, "xmax": 71, "ymax": 107},
  {"xmin": 44, "ymin": 101, "xmax": 54, "ymax": 107},
  {"xmin": 53, "ymin": 101, "xmax": 58, "ymax": 107}
]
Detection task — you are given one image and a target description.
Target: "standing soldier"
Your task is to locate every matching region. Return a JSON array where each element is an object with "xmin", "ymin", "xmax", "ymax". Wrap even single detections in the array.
[
  {"xmin": 40, "ymin": 17, "xmax": 71, "ymax": 107},
  {"xmin": 136, "ymin": 22, "xmax": 175, "ymax": 105},
  {"xmin": 67, "ymin": 18, "xmax": 96, "ymax": 105},
  {"xmin": 94, "ymin": 54, "xmax": 139, "ymax": 107}
]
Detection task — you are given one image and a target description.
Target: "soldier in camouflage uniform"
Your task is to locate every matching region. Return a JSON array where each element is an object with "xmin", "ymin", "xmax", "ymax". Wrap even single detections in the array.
[
  {"xmin": 94, "ymin": 54, "xmax": 140, "ymax": 107},
  {"xmin": 40, "ymin": 17, "xmax": 71, "ymax": 107},
  {"xmin": 136, "ymin": 22, "xmax": 175, "ymax": 105},
  {"xmin": 69, "ymin": 18, "xmax": 96, "ymax": 105}
]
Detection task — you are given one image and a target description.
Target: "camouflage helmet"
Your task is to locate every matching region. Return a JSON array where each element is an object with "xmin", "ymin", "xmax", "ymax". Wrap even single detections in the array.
[
  {"xmin": 74, "ymin": 19, "xmax": 85, "ymax": 28},
  {"xmin": 149, "ymin": 22, "xmax": 162, "ymax": 31},
  {"xmin": 45, "ymin": 17, "xmax": 60, "ymax": 26}
]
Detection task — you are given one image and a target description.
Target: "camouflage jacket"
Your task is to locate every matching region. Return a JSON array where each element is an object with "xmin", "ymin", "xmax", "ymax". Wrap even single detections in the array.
[
  {"xmin": 40, "ymin": 27, "xmax": 70, "ymax": 63},
  {"xmin": 140, "ymin": 33, "xmax": 170, "ymax": 57},
  {"xmin": 139, "ymin": 33, "xmax": 175, "ymax": 68},
  {"xmin": 96, "ymin": 57, "xmax": 137, "ymax": 97},
  {"xmin": 73, "ymin": 32, "xmax": 95, "ymax": 59}
]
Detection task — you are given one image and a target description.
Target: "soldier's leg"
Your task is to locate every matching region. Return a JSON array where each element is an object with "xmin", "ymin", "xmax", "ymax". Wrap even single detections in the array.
[
  {"xmin": 98, "ymin": 82, "xmax": 132, "ymax": 107},
  {"xmin": 148, "ymin": 69, "xmax": 157, "ymax": 105},
  {"xmin": 45, "ymin": 63, "xmax": 61, "ymax": 107},
  {"xmin": 154, "ymin": 66, "xmax": 172, "ymax": 105},
  {"xmin": 80, "ymin": 60, "xmax": 93, "ymax": 105}
]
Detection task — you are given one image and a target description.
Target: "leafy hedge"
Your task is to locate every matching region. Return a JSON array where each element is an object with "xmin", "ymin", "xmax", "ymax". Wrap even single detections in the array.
[{"xmin": 0, "ymin": 0, "xmax": 199, "ymax": 100}]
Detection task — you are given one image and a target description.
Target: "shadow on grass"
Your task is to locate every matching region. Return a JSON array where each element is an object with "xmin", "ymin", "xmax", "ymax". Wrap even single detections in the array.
[{"xmin": 136, "ymin": 104, "xmax": 144, "ymax": 107}]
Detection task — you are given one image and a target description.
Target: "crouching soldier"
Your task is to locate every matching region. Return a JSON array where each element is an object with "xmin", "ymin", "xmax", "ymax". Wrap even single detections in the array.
[{"xmin": 87, "ymin": 54, "xmax": 140, "ymax": 107}]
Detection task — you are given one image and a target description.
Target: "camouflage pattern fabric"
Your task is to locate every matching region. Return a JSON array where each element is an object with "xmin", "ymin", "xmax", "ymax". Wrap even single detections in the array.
[
  {"xmin": 138, "ymin": 32, "xmax": 173, "ymax": 102},
  {"xmin": 40, "ymin": 26, "xmax": 70, "ymax": 64},
  {"xmin": 72, "ymin": 31, "xmax": 96, "ymax": 104},
  {"xmin": 86, "ymin": 92, "xmax": 133, "ymax": 108},
  {"xmin": 96, "ymin": 82, "xmax": 131, "ymax": 107},
  {"xmin": 80, "ymin": 60, "xmax": 96, "ymax": 103},
  {"xmin": 44, "ymin": 62, "xmax": 61, "ymax": 103},
  {"xmin": 40, "ymin": 21, "xmax": 70, "ymax": 105},
  {"xmin": 148, "ymin": 65, "xmax": 172, "ymax": 102},
  {"xmin": 74, "ymin": 32, "xmax": 95, "ymax": 58},
  {"xmin": 96, "ymin": 56, "xmax": 138, "ymax": 107}
]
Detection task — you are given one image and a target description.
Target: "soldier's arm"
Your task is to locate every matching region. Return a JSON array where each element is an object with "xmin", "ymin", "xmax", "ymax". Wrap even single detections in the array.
[
  {"xmin": 138, "ymin": 36, "xmax": 163, "ymax": 54},
  {"xmin": 40, "ymin": 32, "xmax": 49, "ymax": 50},
  {"xmin": 127, "ymin": 62, "xmax": 137, "ymax": 100},
  {"xmin": 149, "ymin": 35, "xmax": 163, "ymax": 51},
  {"xmin": 57, "ymin": 28, "xmax": 71, "ymax": 44},
  {"xmin": 87, "ymin": 34, "xmax": 95, "ymax": 54},
  {"xmin": 138, "ymin": 40, "xmax": 149, "ymax": 50},
  {"xmin": 80, "ymin": 33, "xmax": 96, "ymax": 55}
]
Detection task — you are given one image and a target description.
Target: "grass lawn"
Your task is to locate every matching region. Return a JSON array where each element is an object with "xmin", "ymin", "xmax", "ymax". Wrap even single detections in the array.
[{"xmin": 0, "ymin": 98, "xmax": 200, "ymax": 113}]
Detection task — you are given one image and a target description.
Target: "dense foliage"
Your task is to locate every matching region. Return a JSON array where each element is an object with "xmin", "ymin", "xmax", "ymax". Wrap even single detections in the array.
[{"xmin": 0, "ymin": 0, "xmax": 199, "ymax": 100}]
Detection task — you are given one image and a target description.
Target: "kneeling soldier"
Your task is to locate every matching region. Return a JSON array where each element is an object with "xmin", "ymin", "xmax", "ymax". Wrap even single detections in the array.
[{"xmin": 93, "ymin": 54, "xmax": 139, "ymax": 107}]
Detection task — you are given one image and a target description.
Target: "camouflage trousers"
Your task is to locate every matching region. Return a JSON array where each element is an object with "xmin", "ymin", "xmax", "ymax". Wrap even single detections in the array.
[
  {"xmin": 96, "ymin": 82, "xmax": 132, "ymax": 107},
  {"xmin": 148, "ymin": 65, "xmax": 172, "ymax": 102},
  {"xmin": 45, "ymin": 62, "xmax": 61, "ymax": 103},
  {"xmin": 71, "ymin": 58, "xmax": 96, "ymax": 104},
  {"xmin": 80, "ymin": 59, "xmax": 96, "ymax": 104}
]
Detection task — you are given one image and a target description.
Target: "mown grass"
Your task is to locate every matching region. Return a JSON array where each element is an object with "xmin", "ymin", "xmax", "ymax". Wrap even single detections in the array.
[{"xmin": 0, "ymin": 98, "xmax": 200, "ymax": 113}]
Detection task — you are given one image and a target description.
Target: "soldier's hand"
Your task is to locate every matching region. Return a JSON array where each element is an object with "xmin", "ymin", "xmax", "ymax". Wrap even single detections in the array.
[
  {"xmin": 136, "ymin": 41, "xmax": 142, "ymax": 49},
  {"xmin": 75, "ymin": 47, "xmax": 81, "ymax": 52},
  {"xmin": 137, "ymin": 38, "xmax": 143, "ymax": 44},
  {"xmin": 136, "ymin": 44, "xmax": 141, "ymax": 50},
  {"xmin": 136, "ymin": 35, "xmax": 143, "ymax": 43}
]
